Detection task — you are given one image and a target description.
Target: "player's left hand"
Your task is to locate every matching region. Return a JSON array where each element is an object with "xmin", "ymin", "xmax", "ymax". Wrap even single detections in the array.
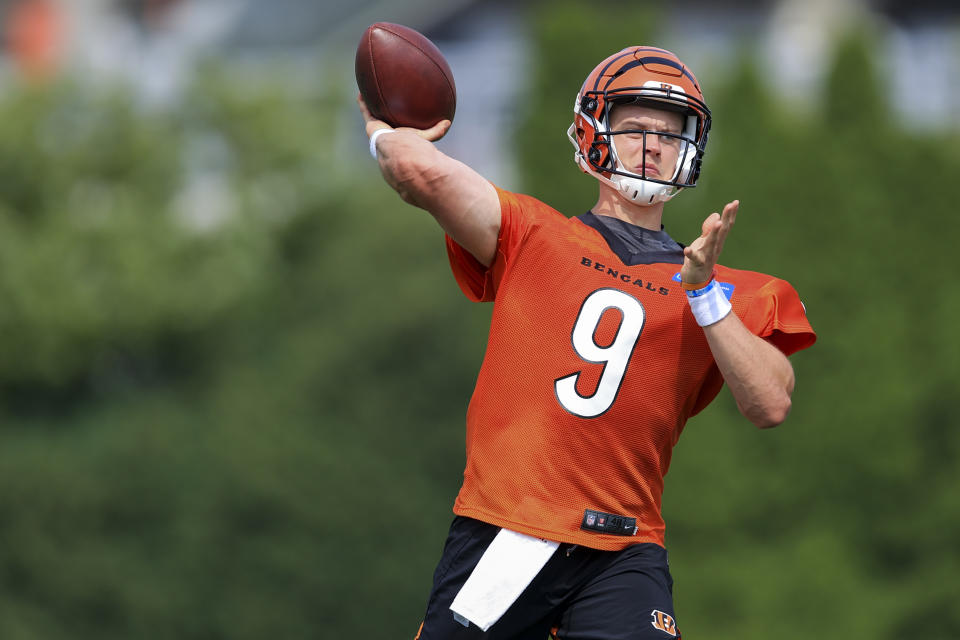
[{"xmin": 681, "ymin": 199, "xmax": 739, "ymax": 285}]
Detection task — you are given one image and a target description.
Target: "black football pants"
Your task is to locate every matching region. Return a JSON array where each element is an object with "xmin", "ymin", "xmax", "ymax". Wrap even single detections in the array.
[{"xmin": 415, "ymin": 516, "xmax": 680, "ymax": 640}]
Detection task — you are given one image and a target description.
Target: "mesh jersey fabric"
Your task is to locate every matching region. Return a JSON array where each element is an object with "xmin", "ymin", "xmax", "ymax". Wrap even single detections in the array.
[{"xmin": 444, "ymin": 186, "xmax": 816, "ymax": 551}]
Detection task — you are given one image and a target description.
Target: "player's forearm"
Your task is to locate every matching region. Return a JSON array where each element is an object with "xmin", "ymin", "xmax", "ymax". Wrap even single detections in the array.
[
  {"xmin": 702, "ymin": 313, "xmax": 795, "ymax": 428},
  {"xmin": 376, "ymin": 131, "xmax": 443, "ymax": 205},
  {"xmin": 376, "ymin": 131, "xmax": 500, "ymax": 265}
]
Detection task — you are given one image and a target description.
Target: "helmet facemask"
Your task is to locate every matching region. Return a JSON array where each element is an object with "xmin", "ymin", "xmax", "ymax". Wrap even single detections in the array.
[{"xmin": 606, "ymin": 104, "xmax": 700, "ymax": 205}]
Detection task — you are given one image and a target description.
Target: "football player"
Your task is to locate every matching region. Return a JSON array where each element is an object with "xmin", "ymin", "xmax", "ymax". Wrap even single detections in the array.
[{"xmin": 359, "ymin": 46, "xmax": 816, "ymax": 640}]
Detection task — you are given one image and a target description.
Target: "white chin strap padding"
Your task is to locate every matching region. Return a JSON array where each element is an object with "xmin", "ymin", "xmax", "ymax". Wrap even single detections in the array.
[{"xmin": 611, "ymin": 174, "xmax": 669, "ymax": 205}]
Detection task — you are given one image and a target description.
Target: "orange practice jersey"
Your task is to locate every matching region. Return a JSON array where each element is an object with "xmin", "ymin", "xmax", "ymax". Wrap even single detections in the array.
[{"xmin": 446, "ymin": 187, "xmax": 816, "ymax": 551}]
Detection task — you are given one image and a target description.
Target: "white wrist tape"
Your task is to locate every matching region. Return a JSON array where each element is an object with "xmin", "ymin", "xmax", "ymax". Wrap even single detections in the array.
[
  {"xmin": 686, "ymin": 279, "xmax": 732, "ymax": 327},
  {"xmin": 368, "ymin": 128, "xmax": 395, "ymax": 159}
]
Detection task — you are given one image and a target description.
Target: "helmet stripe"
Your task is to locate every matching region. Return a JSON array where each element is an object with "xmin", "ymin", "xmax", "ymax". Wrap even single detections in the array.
[
  {"xmin": 602, "ymin": 56, "xmax": 699, "ymax": 91},
  {"xmin": 592, "ymin": 50, "xmax": 637, "ymax": 91}
]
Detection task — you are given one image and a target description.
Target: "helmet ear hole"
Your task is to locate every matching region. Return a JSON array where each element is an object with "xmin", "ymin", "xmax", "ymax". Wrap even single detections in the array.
[
  {"xmin": 588, "ymin": 148, "xmax": 602, "ymax": 164},
  {"xmin": 580, "ymin": 96, "xmax": 599, "ymax": 115}
]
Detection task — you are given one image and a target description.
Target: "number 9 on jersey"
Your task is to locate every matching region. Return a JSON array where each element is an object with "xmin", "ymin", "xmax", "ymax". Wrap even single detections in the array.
[{"xmin": 554, "ymin": 288, "xmax": 646, "ymax": 418}]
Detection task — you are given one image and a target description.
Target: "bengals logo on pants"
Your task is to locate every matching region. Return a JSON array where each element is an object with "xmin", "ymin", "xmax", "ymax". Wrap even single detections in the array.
[{"xmin": 651, "ymin": 610, "xmax": 678, "ymax": 637}]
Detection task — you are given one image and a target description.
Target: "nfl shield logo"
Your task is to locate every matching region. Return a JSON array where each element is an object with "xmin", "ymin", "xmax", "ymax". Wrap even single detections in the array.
[{"xmin": 586, "ymin": 514, "xmax": 596, "ymax": 526}]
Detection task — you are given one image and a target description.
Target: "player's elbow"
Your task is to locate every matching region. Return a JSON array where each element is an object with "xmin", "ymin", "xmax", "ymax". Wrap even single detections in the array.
[
  {"xmin": 744, "ymin": 359, "xmax": 796, "ymax": 428},
  {"xmin": 750, "ymin": 396, "xmax": 792, "ymax": 428},
  {"xmin": 738, "ymin": 389, "xmax": 792, "ymax": 429}
]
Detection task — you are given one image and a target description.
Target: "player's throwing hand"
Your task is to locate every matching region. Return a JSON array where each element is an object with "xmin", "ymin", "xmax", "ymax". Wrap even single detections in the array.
[{"xmin": 357, "ymin": 94, "xmax": 451, "ymax": 143}]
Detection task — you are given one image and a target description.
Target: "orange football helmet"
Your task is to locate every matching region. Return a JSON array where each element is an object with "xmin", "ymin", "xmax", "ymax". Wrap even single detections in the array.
[{"xmin": 567, "ymin": 46, "xmax": 711, "ymax": 205}]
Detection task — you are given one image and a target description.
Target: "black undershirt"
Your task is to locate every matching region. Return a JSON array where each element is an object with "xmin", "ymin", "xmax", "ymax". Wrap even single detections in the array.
[{"xmin": 576, "ymin": 212, "xmax": 685, "ymax": 266}]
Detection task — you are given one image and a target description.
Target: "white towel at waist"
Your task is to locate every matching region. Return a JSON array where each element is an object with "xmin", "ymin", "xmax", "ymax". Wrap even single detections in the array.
[{"xmin": 449, "ymin": 528, "xmax": 560, "ymax": 632}]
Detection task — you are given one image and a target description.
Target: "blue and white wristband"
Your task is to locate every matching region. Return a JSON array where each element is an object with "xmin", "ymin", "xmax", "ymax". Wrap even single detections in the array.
[{"xmin": 686, "ymin": 279, "xmax": 732, "ymax": 327}]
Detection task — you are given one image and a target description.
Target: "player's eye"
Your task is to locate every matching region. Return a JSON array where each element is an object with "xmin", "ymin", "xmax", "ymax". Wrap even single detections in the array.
[{"xmin": 660, "ymin": 135, "xmax": 681, "ymax": 147}]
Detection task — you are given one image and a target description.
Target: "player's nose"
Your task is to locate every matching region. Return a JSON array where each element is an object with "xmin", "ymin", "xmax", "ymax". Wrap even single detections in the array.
[{"xmin": 644, "ymin": 132, "xmax": 662, "ymax": 155}]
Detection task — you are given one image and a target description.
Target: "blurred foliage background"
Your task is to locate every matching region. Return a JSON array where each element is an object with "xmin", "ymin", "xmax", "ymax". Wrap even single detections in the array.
[{"xmin": 0, "ymin": 2, "xmax": 958, "ymax": 639}]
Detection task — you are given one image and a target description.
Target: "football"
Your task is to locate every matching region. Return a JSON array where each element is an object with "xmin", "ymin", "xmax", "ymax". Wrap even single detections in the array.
[{"xmin": 355, "ymin": 22, "xmax": 457, "ymax": 130}]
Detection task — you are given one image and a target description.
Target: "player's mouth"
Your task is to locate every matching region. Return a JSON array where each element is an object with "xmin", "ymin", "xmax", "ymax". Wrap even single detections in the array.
[{"xmin": 639, "ymin": 163, "xmax": 660, "ymax": 177}]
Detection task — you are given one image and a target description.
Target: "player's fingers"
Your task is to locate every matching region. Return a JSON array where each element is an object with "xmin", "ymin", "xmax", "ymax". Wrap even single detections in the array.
[
  {"xmin": 357, "ymin": 93, "xmax": 373, "ymax": 120},
  {"xmin": 703, "ymin": 200, "xmax": 739, "ymax": 261},
  {"xmin": 700, "ymin": 212, "xmax": 720, "ymax": 237},
  {"xmin": 699, "ymin": 218, "xmax": 722, "ymax": 259},
  {"xmin": 417, "ymin": 119, "xmax": 452, "ymax": 142},
  {"xmin": 358, "ymin": 94, "xmax": 394, "ymax": 139},
  {"xmin": 722, "ymin": 200, "xmax": 739, "ymax": 227},
  {"xmin": 717, "ymin": 200, "xmax": 739, "ymax": 240},
  {"xmin": 358, "ymin": 94, "xmax": 398, "ymax": 128}
]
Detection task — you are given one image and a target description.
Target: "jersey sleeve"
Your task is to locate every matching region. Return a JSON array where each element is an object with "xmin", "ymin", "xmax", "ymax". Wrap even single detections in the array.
[
  {"xmin": 445, "ymin": 185, "xmax": 533, "ymax": 302},
  {"xmin": 740, "ymin": 277, "xmax": 817, "ymax": 356}
]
